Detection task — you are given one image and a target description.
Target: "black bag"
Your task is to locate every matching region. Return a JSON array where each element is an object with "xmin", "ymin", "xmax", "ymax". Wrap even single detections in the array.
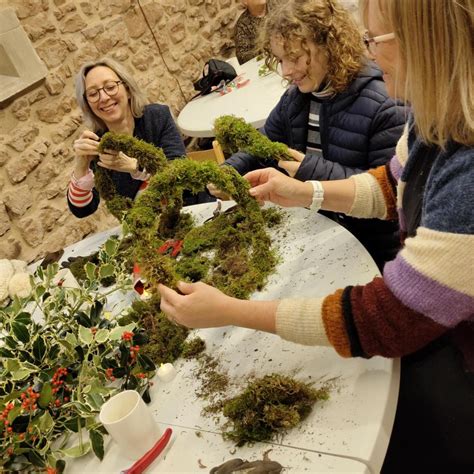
[{"xmin": 193, "ymin": 59, "xmax": 237, "ymax": 97}]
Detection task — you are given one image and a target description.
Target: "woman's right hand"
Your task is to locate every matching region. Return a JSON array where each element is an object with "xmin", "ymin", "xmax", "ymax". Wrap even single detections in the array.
[
  {"xmin": 73, "ymin": 130, "xmax": 100, "ymax": 178},
  {"xmin": 73, "ymin": 130, "xmax": 100, "ymax": 157},
  {"xmin": 245, "ymin": 168, "xmax": 313, "ymax": 208}
]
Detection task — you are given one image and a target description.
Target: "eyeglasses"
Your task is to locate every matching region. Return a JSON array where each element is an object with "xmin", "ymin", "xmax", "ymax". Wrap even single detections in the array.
[
  {"xmin": 85, "ymin": 81, "xmax": 123, "ymax": 103},
  {"xmin": 363, "ymin": 32, "xmax": 395, "ymax": 55}
]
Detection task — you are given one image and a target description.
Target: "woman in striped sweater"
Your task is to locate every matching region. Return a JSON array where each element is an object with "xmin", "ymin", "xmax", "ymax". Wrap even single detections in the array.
[{"xmin": 158, "ymin": 0, "xmax": 473, "ymax": 470}]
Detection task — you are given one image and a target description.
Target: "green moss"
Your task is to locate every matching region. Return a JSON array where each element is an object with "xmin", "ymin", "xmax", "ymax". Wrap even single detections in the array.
[
  {"xmin": 99, "ymin": 132, "xmax": 168, "ymax": 175},
  {"xmin": 214, "ymin": 115, "xmax": 295, "ymax": 162},
  {"xmin": 124, "ymin": 296, "xmax": 189, "ymax": 364},
  {"xmin": 221, "ymin": 374, "xmax": 329, "ymax": 446},
  {"xmin": 127, "ymin": 159, "xmax": 279, "ymax": 299},
  {"xmin": 94, "ymin": 132, "xmax": 168, "ymax": 219},
  {"xmin": 181, "ymin": 337, "xmax": 206, "ymax": 359},
  {"xmin": 90, "ymin": 135, "xmax": 284, "ymax": 332}
]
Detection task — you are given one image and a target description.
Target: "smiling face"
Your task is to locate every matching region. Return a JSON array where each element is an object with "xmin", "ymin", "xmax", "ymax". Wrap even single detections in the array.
[
  {"xmin": 84, "ymin": 66, "xmax": 131, "ymax": 129},
  {"xmin": 366, "ymin": 2, "xmax": 403, "ymax": 98},
  {"xmin": 270, "ymin": 35, "xmax": 328, "ymax": 94}
]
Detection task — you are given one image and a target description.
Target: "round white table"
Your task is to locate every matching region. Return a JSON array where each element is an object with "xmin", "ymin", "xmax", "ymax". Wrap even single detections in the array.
[
  {"xmin": 64, "ymin": 202, "xmax": 400, "ymax": 473},
  {"xmin": 177, "ymin": 57, "xmax": 288, "ymax": 138}
]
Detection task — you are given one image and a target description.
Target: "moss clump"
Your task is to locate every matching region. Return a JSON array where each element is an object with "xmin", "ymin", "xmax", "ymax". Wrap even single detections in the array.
[
  {"xmin": 262, "ymin": 207, "xmax": 283, "ymax": 227},
  {"xmin": 221, "ymin": 374, "xmax": 329, "ymax": 446},
  {"xmin": 214, "ymin": 115, "xmax": 295, "ymax": 162},
  {"xmin": 181, "ymin": 337, "xmax": 206, "ymax": 359},
  {"xmin": 94, "ymin": 132, "xmax": 168, "ymax": 219},
  {"xmin": 122, "ymin": 295, "xmax": 189, "ymax": 364}
]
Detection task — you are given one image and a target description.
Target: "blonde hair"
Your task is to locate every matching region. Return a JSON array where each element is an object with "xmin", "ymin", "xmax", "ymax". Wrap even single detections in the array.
[
  {"xmin": 360, "ymin": 0, "xmax": 474, "ymax": 147},
  {"xmin": 75, "ymin": 57, "xmax": 149, "ymax": 132},
  {"xmin": 261, "ymin": 0, "xmax": 365, "ymax": 94}
]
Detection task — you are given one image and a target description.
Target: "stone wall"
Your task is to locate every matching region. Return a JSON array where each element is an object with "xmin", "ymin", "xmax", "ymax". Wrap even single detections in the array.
[{"xmin": 0, "ymin": 0, "xmax": 240, "ymax": 262}]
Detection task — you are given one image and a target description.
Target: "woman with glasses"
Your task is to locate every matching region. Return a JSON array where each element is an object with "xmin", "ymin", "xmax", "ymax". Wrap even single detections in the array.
[
  {"xmin": 220, "ymin": 0, "xmax": 407, "ymax": 269},
  {"xmin": 160, "ymin": 0, "xmax": 474, "ymax": 470},
  {"xmin": 68, "ymin": 58, "xmax": 206, "ymax": 218}
]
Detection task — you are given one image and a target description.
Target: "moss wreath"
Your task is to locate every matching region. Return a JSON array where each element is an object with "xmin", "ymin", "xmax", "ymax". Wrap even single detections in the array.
[{"xmin": 94, "ymin": 132, "xmax": 279, "ymax": 299}]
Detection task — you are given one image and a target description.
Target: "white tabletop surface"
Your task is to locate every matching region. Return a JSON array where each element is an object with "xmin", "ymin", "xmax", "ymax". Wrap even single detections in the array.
[
  {"xmin": 177, "ymin": 57, "xmax": 288, "ymax": 137},
  {"xmin": 63, "ymin": 202, "xmax": 400, "ymax": 474}
]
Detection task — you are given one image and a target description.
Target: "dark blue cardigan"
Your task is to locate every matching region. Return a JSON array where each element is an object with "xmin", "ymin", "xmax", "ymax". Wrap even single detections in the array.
[{"xmin": 225, "ymin": 62, "xmax": 408, "ymax": 267}]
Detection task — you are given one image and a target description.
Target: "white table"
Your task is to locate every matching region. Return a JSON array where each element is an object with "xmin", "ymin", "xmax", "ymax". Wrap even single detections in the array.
[
  {"xmin": 64, "ymin": 202, "xmax": 400, "ymax": 474},
  {"xmin": 177, "ymin": 57, "xmax": 288, "ymax": 137}
]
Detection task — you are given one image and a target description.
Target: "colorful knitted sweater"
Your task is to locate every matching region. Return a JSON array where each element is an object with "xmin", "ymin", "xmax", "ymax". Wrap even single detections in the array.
[{"xmin": 276, "ymin": 124, "xmax": 474, "ymax": 367}]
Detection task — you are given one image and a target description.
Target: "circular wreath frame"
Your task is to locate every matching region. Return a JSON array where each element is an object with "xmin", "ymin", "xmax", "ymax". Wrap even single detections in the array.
[{"xmin": 127, "ymin": 158, "xmax": 277, "ymax": 296}]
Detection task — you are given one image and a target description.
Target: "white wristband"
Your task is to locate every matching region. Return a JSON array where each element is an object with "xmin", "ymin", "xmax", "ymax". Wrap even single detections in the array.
[{"xmin": 307, "ymin": 180, "xmax": 324, "ymax": 211}]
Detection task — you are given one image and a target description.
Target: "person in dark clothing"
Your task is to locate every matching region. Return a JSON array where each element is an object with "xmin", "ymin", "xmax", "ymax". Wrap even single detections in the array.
[
  {"xmin": 234, "ymin": 0, "xmax": 272, "ymax": 65},
  {"xmin": 68, "ymin": 58, "xmax": 210, "ymax": 219},
  {"xmin": 220, "ymin": 0, "xmax": 407, "ymax": 268}
]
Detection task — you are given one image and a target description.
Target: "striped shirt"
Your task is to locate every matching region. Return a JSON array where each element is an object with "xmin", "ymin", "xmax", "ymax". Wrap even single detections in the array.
[{"xmin": 306, "ymin": 93, "xmax": 323, "ymax": 155}]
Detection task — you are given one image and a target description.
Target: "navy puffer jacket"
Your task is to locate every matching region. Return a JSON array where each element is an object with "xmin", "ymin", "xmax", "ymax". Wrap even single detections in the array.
[{"xmin": 225, "ymin": 62, "xmax": 408, "ymax": 268}]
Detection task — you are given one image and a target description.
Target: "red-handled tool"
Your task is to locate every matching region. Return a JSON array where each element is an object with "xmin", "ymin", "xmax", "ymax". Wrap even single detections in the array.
[{"xmin": 121, "ymin": 427, "xmax": 172, "ymax": 474}]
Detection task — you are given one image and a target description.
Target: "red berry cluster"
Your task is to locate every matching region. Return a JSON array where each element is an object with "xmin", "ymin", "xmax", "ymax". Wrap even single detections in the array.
[
  {"xmin": 52, "ymin": 367, "xmax": 68, "ymax": 394},
  {"xmin": 129, "ymin": 345, "xmax": 140, "ymax": 361},
  {"xmin": 121, "ymin": 331, "xmax": 134, "ymax": 342},
  {"xmin": 136, "ymin": 372, "xmax": 146, "ymax": 379},
  {"xmin": 1, "ymin": 403, "xmax": 15, "ymax": 437},
  {"xmin": 20, "ymin": 387, "xmax": 40, "ymax": 412},
  {"xmin": 105, "ymin": 368, "xmax": 116, "ymax": 381}
]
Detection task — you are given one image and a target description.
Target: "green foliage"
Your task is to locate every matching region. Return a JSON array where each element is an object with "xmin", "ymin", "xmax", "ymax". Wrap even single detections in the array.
[
  {"xmin": 214, "ymin": 115, "xmax": 295, "ymax": 161},
  {"xmin": 83, "ymin": 129, "xmax": 283, "ymax": 303},
  {"xmin": 0, "ymin": 250, "xmax": 155, "ymax": 471},
  {"xmin": 64, "ymin": 236, "xmax": 134, "ymax": 287},
  {"xmin": 221, "ymin": 374, "xmax": 329, "ymax": 446}
]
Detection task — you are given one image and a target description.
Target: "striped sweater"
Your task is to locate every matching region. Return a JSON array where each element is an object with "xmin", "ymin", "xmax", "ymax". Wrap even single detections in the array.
[{"xmin": 276, "ymin": 124, "xmax": 474, "ymax": 367}]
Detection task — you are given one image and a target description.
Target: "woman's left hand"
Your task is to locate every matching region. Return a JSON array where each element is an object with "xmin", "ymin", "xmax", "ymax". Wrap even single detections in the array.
[
  {"xmin": 278, "ymin": 148, "xmax": 304, "ymax": 177},
  {"xmin": 158, "ymin": 281, "xmax": 234, "ymax": 328},
  {"xmin": 97, "ymin": 150, "xmax": 138, "ymax": 174}
]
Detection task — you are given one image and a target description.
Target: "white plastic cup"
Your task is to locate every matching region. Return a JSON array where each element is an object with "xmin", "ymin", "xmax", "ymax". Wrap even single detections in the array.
[{"xmin": 99, "ymin": 390, "xmax": 160, "ymax": 460}]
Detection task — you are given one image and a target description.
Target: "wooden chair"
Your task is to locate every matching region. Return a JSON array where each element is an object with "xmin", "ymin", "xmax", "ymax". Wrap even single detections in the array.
[{"xmin": 187, "ymin": 140, "xmax": 225, "ymax": 164}]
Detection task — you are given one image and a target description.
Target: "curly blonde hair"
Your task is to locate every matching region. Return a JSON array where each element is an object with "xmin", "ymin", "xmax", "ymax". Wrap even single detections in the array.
[{"xmin": 261, "ymin": 0, "xmax": 365, "ymax": 94}]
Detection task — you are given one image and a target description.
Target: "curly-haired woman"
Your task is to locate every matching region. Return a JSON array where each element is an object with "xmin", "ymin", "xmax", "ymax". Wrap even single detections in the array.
[{"xmin": 223, "ymin": 0, "xmax": 408, "ymax": 268}]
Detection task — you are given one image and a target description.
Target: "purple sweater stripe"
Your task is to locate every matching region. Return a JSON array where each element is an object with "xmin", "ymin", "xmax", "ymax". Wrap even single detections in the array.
[
  {"xmin": 397, "ymin": 209, "xmax": 406, "ymax": 234},
  {"xmin": 383, "ymin": 255, "xmax": 474, "ymax": 327},
  {"xmin": 389, "ymin": 155, "xmax": 403, "ymax": 181}
]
